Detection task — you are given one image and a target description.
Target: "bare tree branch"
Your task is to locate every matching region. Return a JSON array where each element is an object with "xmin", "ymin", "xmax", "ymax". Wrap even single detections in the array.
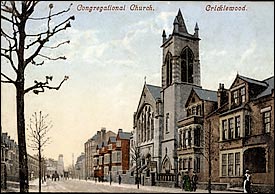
[
  {"xmin": 44, "ymin": 40, "xmax": 70, "ymax": 49},
  {"xmin": 29, "ymin": 3, "xmax": 73, "ymax": 20},
  {"xmin": 1, "ymin": 72, "xmax": 15, "ymax": 83},
  {"xmin": 1, "ymin": 33, "xmax": 18, "ymax": 73},
  {"xmin": 27, "ymin": 111, "xmax": 52, "ymax": 152},
  {"xmin": 24, "ymin": 75, "xmax": 69, "ymax": 94},
  {"xmin": 38, "ymin": 53, "xmax": 66, "ymax": 61},
  {"xmin": 24, "ymin": 15, "xmax": 74, "ymax": 69},
  {"xmin": 1, "ymin": 14, "xmax": 13, "ymax": 23}
]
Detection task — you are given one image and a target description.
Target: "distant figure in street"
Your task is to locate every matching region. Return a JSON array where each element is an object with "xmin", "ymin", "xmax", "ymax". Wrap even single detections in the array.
[
  {"xmin": 118, "ymin": 175, "xmax": 122, "ymax": 185},
  {"xmin": 182, "ymin": 170, "xmax": 191, "ymax": 191},
  {"xmin": 109, "ymin": 174, "xmax": 112, "ymax": 185},
  {"xmin": 244, "ymin": 170, "xmax": 252, "ymax": 193},
  {"xmin": 191, "ymin": 171, "xmax": 198, "ymax": 191}
]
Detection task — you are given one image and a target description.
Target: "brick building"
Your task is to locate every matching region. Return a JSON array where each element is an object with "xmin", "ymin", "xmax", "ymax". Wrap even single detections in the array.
[
  {"xmin": 93, "ymin": 129, "xmax": 131, "ymax": 182},
  {"xmin": 1, "ymin": 130, "xmax": 40, "ymax": 185},
  {"xmin": 205, "ymin": 74, "xmax": 274, "ymax": 191},
  {"xmin": 84, "ymin": 127, "xmax": 116, "ymax": 179}
]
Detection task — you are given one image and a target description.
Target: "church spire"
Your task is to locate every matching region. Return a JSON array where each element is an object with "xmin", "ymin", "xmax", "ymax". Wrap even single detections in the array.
[
  {"xmin": 176, "ymin": 9, "xmax": 188, "ymax": 34},
  {"xmin": 194, "ymin": 22, "xmax": 199, "ymax": 38},
  {"xmin": 162, "ymin": 29, "xmax": 167, "ymax": 43}
]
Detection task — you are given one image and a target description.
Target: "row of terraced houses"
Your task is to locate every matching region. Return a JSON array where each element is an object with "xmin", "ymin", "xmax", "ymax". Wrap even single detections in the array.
[
  {"xmin": 1, "ymin": 127, "xmax": 65, "ymax": 189},
  {"xmin": 83, "ymin": 9, "xmax": 274, "ymax": 192}
]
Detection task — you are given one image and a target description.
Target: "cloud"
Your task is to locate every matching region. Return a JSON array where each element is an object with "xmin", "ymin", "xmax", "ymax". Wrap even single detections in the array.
[{"xmin": 237, "ymin": 40, "xmax": 257, "ymax": 67}]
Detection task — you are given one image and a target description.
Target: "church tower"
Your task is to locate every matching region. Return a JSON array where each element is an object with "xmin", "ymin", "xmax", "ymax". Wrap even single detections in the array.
[
  {"xmin": 159, "ymin": 9, "xmax": 201, "ymax": 176},
  {"xmin": 161, "ymin": 9, "xmax": 201, "ymax": 88}
]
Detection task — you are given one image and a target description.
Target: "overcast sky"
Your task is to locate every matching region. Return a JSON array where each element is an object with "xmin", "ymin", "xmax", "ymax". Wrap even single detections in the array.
[{"xmin": 1, "ymin": 1, "xmax": 274, "ymax": 167}]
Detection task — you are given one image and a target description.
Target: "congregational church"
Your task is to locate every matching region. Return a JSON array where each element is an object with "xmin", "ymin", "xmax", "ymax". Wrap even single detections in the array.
[{"xmin": 130, "ymin": 9, "xmax": 203, "ymax": 187}]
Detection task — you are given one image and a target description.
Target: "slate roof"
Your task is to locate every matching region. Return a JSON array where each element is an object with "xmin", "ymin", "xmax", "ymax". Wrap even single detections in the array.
[
  {"xmin": 118, "ymin": 132, "xmax": 132, "ymax": 140},
  {"xmin": 91, "ymin": 134, "xmax": 98, "ymax": 141},
  {"xmin": 255, "ymin": 76, "xmax": 274, "ymax": 99},
  {"xmin": 193, "ymin": 88, "xmax": 217, "ymax": 102},
  {"xmin": 146, "ymin": 84, "xmax": 161, "ymax": 100},
  {"xmin": 238, "ymin": 75, "xmax": 268, "ymax": 87},
  {"xmin": 109, "ymin": 136, "xmax": 116, "ymax": 143},
  {"xmin": 97, "ymin": 140, "xmax": 107, "ymax": 148}
]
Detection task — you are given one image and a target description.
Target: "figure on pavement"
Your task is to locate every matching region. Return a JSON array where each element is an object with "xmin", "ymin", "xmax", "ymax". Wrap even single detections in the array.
[
  {"xmin": 118, "ymin": 175, "xmax": 122, "ymax": 185},
  {"xmin": 182, "ymin": 170, "xmax": 191, "ymax": 191},
  {"xmin": 243, "ymin": 170, "xmax": 252, "ymax": 193},
  {"xmin": 191, "ymin": 171, "xmax": 198, "ymax": 191}
]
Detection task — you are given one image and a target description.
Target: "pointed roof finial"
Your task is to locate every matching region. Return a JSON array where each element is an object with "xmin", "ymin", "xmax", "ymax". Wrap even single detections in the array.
[
  {"xmin": 162, "ymin": 29, "xmax": 166, "ymax": 37},
  {"xmin": 144, "ymin": 76, "xmax": 146, "ymax": 84},
  {"xmin": 177, "ymin": 9, "xmax": 183, "ymax": 17},
  {"xmin": 195, "ymin": 22, "xmax": 199, "ymax": 30},
  {"xmin": 176, "ymin": 8, "xmax": 188, "ymax": 34}
]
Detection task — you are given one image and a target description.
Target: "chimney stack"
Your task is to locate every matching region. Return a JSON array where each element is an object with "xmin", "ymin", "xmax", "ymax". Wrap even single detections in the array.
[{"xmin": 218, "ymin": 83, "xmax": 227, "ymax": 108}]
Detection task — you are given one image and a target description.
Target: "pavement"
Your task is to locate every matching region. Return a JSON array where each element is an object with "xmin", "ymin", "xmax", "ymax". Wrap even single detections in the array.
[
  {"xmin": 2, "ymin": 178, "xmax": 243, "ymax": 193},
  {"xmin": 76, "ymin": 179, "xmax": 243, "ymax": 193}
]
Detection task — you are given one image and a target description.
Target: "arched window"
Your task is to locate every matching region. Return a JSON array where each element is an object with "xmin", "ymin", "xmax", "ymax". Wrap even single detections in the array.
[
  {"xmin": 144, "ymin": 111, "xmax": 146, "ymax": 142},
  {"xmin": 162, "ymin": 157, "xmax": 171, "ymax": 173},
  {"xmin": 151, "ymin": 113, "xmax": 154, "ymax": 140},
  {"xmin": 165, "ymin": 52, "xmax": 173, "ymax": 86},
  {"xmin": 181, "ymin": 47, "xmax": 194, "ymax": 83},
  {"xmin": 147, "ymin": 108, "xmax": 150, "ymax": 141},
  {"xmin": 141, "ymin": 114, "xmax": 144, "ymax": 142}
]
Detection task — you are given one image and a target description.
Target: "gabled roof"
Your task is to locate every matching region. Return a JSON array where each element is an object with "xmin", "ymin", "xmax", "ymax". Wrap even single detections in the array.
[
  {"xmin": 118, "ymin": 132, "xmax": 132, "ymax": 140},
  {"xmin": 238, "ymin": 75, "xmax": 268, "ymax": 87},
  {"xmin": 91, "ymin": 134, "xmax": 98, "ymax": 141},
  {"xmin": 109, "ymin": 136, "xmax": 116, "ymax": 143},
  {"xmin": 255, "ymin": 76, "xmax": 274, "ymax": 99},
  {"xmin": 193, "ymin": 88, "xmax": 217, "ymax": 102},
  {"xmin": 146, "ymin": 84, "xmax": 161, "ymax": 100},
  {"xmin": 136, "ymin": 83, "xmax": 161, "ymax": 114},
  {"xmin": 97, "ymin": 140, "xmax": 107, "ymax": 149}
]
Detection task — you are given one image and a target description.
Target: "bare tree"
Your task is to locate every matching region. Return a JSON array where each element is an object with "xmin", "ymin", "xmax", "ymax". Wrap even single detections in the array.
[
  {"xmin": 27, "ymin": 111, "xmax": 52, "ymax": 193},
  {"xmin": 1, "ymin": 2, "xmax": 74, "ymax": 192},
  {"xmin": 130, "ymin": 144, "xmax": 141, "ymax": 189},
  {"xmin": 198, "ymin": 120, "xmax": 219, "ymax": 193}
]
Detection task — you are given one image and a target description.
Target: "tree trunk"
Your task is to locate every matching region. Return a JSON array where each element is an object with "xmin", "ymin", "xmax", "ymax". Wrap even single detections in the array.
[
  {"xmin": 136, "ymin": 169, "xmax": 139, "ymax": 189},
  {"xmin": 16, "ymin": 83, "xmax": 29, "ymax": 192},
  {"xmin": 38, "ymin": 142, "xmax": 41, "ymax": 192},
  {"xmin": 208, "ymin": 161, "xmax": 212, "ymax": 193}
]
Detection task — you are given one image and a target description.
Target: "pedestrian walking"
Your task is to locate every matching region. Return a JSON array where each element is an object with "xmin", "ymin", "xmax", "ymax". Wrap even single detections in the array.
[
  {"xmin": 118, "ymin": 175, "xmax": 122, "ymax": 185},
  {"xmin": 109, "ymin": 173, "xmax": 112, "ymax": 185},
  {"xmin": 244, "ymin": 170, "xmax": 252, "ymax": 193},
  {"xmin": 191, "ymin": 171, "xmax": 198, "ymax": 191},
  {"xmin": 182, "ymin": 170, "xmax": 191, "ymax": 191}
]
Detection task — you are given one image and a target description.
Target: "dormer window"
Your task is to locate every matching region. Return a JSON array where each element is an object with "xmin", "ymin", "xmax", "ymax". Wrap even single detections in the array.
[
  {"xmin": 231, "ymin": 85, "xmax": 246, "ymax": 107},
  {"xmin": 240, "ymin": 87, "xmax": 246, "ymax": 103},
  {"xmin": 192, "ymin": 106, "xmax": 196, "ymax": 115},
  {"xmin": 233, "ymin": 90, "xmax": 239, "ymax": 105}
]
